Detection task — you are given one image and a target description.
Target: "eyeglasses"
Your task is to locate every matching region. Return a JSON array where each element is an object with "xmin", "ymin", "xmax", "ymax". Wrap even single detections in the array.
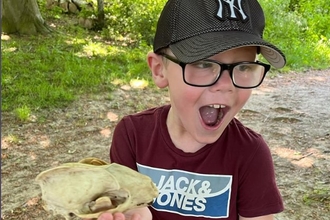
[{"xmin": 159, "ymin": 53, "xmax": 270, "ymax": 89}]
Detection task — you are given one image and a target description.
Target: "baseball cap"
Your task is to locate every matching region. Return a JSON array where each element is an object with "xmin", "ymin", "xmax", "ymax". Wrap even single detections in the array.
[{"xmin": 153, "ymin": 0, "xmax": 286, "ymax": 68}]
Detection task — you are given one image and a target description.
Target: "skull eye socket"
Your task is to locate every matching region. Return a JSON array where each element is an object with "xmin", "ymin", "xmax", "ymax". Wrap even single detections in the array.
[
  {"xmin": 107, "ymin": 189, "xmax": 130, "ymax": 208},
  {"xmin": 88, "ymin": 189, "xmax": 130, "ymax": 214}
]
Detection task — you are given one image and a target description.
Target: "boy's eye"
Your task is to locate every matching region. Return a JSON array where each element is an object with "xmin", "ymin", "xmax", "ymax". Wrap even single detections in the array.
[
  {"xmin": 191, "ymin": 61, "xmax": 215, "ymax": 69},
  {"xmin": 237, "ymin": 64, "xmax": 253, "ymax": 71}
]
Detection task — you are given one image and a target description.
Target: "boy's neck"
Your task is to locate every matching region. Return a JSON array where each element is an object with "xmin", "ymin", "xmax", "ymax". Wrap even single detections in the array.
[{"xmin": 166, "ymin": 107, "xmax": 207, "ymax": 153}]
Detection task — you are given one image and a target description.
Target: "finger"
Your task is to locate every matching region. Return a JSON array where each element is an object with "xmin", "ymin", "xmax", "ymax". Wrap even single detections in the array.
[
  {"xmin": 98, "ymin": 212, "xmax": 114, "ymax": 220},
  {"xmin": 128, "ymin": 213, "xmax": 142, "ymax": 220},
  {"xmin": 113, "ymin": 213, "xmax": 125, "ymax": 220}
]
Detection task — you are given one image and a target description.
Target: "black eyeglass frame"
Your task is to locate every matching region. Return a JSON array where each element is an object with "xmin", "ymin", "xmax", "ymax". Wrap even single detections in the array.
[{"xmin": 159, "ymin": 53, "xmax": 271, "ymax": 89}]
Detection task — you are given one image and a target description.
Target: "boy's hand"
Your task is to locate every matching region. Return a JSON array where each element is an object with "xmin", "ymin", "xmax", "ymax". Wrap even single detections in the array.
[
  {"xmin": 84, "ymin": 212, "xmax": 141, "ymax": 220},
  {"xmin": 84, "ymin": 207, "xmax": 151, "ymax": 220}
]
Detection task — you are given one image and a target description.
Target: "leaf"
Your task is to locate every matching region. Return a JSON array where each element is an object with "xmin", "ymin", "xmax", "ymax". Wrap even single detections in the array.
[
  {"xmin": 130, "ymin": 79, "xmax": 148, "ymax": 89},
  {"xmin": 107, "ymin": 112, "xmax": 118, "ymax": 122},
  {"xmin": 100, "ymin": 128, "xmax": 111, "ymax": 137},
  {"xmin": 25, "ymin": 197, "xmax": 40, "ymax": 207}
]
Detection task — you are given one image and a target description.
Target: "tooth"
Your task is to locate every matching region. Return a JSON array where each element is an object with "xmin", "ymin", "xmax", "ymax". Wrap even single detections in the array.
[
  {"xmin": 209, "ymin": 104, "xmax": 220, "ymax": 108},
  {"xmin": 208, "ymin": 104, "xmax": 226, "ymax": 109}
]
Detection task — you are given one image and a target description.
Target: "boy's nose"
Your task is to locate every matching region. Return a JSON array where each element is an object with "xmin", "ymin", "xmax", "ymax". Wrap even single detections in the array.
[{"xmin": 209, "ymin": 70, "xmax": 234, "ymax": 92}]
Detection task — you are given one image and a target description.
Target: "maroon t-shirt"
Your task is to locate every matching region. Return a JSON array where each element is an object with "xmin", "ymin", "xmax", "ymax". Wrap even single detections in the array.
[{"xmin": 110, "ymin": 105, "xmax": 283, "ymax": 219}]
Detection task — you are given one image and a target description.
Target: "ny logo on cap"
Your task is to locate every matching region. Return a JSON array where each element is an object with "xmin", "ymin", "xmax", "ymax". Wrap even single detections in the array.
[{"xmin": 216, "ymin": 0, "xmax": 248, "ymax": 21}]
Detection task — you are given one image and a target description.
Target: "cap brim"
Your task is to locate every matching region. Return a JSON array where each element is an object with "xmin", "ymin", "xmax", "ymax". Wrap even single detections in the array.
[{"xmin": 169, "ymin": 31, "xmax": 286, "ymax": 69}]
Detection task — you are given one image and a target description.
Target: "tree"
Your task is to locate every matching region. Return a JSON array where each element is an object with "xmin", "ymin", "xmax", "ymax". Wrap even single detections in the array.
[
  {"xmin": 1, "ymin": 0, "xmax": 52, "ymax": 35},
  {"xmin": 96, "ymin": 0, "xmax": 104, "ymax": 29}
]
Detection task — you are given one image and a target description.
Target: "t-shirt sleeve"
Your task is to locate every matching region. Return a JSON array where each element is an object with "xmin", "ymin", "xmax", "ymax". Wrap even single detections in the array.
[
  {"xmin": 110, "ymin": 116, "xmax": 138, "ymax": 170},
  {"xmin": 237, "ymin": 138, "xmax": 284, "ymax": 217}
]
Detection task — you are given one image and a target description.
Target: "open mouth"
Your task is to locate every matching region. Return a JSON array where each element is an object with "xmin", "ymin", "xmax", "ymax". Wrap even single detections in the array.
[{"xmin": 199, "ymin": 104, "xmax": 226, "ymax": 127}]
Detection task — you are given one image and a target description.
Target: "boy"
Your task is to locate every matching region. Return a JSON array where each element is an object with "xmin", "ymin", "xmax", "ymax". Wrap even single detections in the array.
[{"xmin": 96, "ymin": 0, "xmax": 286, "ymax": 219}]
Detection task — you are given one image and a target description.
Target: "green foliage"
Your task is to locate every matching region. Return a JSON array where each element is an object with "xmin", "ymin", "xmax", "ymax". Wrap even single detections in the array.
[
  {"xmin": 101, "ymin": 0, "xmax": 166, "ymax": 45},
  {"xmin": 14, "ymin": 105, "xmax": 31, "ymax": 121},
  {"xmin": 37, "ymin": 0, "xmax": 63, "ymax": 19},
  {"xmin": 260, "ymin": 0, "xmax": 330, "ymax": 70},
  {"xmin": 1, "ymin": 28, "xmax": 152, "ymax": 112},
  {"xmin": 303, "ymin": 186, "xmax": 330, "ymax": 210}
]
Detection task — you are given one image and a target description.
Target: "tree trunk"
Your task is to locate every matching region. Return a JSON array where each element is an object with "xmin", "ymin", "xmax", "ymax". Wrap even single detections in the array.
[
  {"xmin": 97, "ymin": 0, "xmax": 104, "ymax": 29},
  {"xmin": 1, "ymin": 0, "xmax": 52, "ymax": 35}
]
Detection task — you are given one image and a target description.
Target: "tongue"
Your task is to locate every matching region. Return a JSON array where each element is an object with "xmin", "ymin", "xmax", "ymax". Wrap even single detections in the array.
[{"xmin": 199, "ymin": 106, "xmax": 219, "ymax": 126}]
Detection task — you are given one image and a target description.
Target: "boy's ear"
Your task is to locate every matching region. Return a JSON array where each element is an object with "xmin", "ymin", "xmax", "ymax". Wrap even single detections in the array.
[{"xmin": 147, "ymin": 52, "xmax": 168, "ymax": 88}]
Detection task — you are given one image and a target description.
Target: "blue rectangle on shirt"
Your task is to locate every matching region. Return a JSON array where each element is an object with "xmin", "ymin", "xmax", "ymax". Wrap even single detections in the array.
[{"xmin": 137, "ymin": 163, "xmax": 232, "ymax": 218}]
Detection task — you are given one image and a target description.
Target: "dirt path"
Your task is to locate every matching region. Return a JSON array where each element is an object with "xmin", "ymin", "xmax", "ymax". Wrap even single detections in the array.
[{"xmin": 1, "ymin": 69, "xmax": 330, "ymax": 220}]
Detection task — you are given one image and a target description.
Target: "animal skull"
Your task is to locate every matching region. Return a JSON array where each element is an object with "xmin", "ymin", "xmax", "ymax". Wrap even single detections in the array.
[{"xmin": 35, "ymin": 158, "xmax": 159, "ymax": 219}]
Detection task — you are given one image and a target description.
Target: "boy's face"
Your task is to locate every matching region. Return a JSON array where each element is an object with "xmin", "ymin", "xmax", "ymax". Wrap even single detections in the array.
[{"xmin": 149, "ymin": 47, "xmax": 257, "ymax": 150}]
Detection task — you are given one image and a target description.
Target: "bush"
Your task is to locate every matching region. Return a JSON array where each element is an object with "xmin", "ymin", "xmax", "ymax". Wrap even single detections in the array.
[
  {"xmin": 260, "ymin": 0, "xmax": 330, "ymax": 70},
  {"xmin": 99, "ymin": 0, "xmax": 330, "ymax": 70},
  {"xmin": 101, "ymin": 0, "xmax": 166, "ymax": 45}
]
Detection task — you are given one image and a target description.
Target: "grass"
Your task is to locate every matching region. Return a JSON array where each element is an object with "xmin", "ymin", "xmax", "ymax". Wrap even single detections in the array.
[
  {"xmin": 14, "ymin": 105, "xmax": 31, "ymax": 122},
  {"xmin": 303, "ymin": 187, "xmax": 330, "ymax": 211},
  {"xmin": 2, "ymin": 19, "xmax": 153, "ymax": 113}
]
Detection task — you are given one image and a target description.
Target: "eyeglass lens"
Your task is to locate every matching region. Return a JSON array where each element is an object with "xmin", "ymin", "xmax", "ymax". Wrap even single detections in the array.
[{"xmin": 184, "ymin": 60, "xmax": 265, "ymax": 87}]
